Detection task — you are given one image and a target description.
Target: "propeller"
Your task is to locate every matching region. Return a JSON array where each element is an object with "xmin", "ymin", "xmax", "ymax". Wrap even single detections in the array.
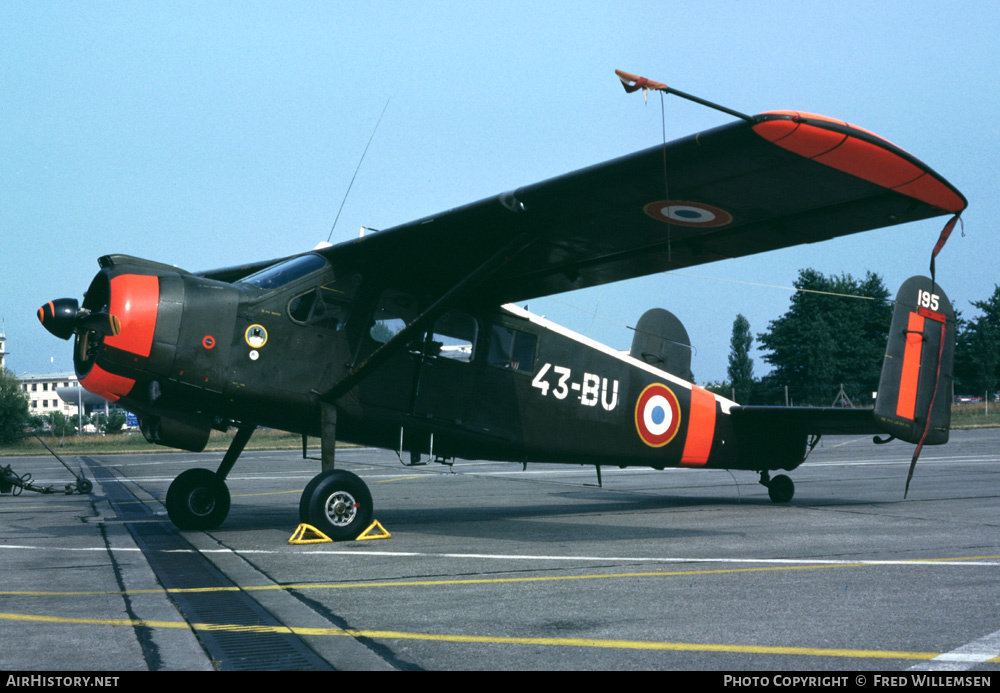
[{"xmin": 37, "ymin": 298, "xmax": 121, "ymax": 340}]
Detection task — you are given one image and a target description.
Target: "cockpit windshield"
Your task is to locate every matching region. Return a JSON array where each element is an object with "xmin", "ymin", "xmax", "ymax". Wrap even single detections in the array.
[{"xmin": 238, "ymin": 254, "xmax": 328, "ymax": 290}]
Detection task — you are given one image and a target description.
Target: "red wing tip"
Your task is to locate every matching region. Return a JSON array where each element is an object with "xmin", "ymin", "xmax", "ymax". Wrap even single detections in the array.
[{"xmin": 753, "ymin": 111, "xmax": 966, "ymax": 214}]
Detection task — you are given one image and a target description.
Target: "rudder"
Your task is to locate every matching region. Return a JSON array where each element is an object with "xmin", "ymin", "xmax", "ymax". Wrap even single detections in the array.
[
  {"xmin": 630, "ymin": 308, "xmax": 694, "ymax": 381},
  {"xmin": 874, "ymin": 276, "xmax": 955, "ymax": 445}
]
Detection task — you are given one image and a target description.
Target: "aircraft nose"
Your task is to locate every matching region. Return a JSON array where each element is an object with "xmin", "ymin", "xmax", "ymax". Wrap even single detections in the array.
[
  {"xmin": 37, "ymin": 298, "xmax": 80, "ymax": 340},
  {"xmin": 37, "ymin": 297, "xmax": 122, "ymax": 341}
]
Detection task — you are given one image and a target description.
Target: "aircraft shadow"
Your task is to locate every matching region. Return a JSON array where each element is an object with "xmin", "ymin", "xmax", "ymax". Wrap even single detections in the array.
[{"xmin": 222, "ymin": 492, "xmax": 766, "ymax": 542}]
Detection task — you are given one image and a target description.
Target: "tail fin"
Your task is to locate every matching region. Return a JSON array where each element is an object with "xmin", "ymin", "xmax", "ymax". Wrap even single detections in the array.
[
  {"xmin": 874, "ymin": 276, "xmax": 955, "ymax": 445},
  {"xmin": 630, "ymin": 308, "xmax": 694, "ymax": 381}
]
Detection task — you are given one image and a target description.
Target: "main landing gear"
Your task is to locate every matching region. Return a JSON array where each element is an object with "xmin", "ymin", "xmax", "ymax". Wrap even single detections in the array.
[
  {"xmin": 298, "ymin": 469, "xmax": 373, "ymax": 541},
  {"xmin": 165, "ymin": 410, "xmax": 374, "ymax": 541},
  {"xmin": 759, "ymin": 470, "xmax": 795, "ymax": 503},
  {"xmin": 297, "ymin": 404, "xmax": 374, "ymax": 540},
  {"xmin": 165, "ymin": 425, "xmax": 253, "ymax": 530}
]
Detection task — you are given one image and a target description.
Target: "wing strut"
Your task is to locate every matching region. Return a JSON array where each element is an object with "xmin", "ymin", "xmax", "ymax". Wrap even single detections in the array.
[{"xmin": 316, "ymin": 231, "xmax": 536, "ymax": 404}]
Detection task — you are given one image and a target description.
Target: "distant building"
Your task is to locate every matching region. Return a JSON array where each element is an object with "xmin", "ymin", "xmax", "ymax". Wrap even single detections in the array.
[
  {"xmin": 6, "ymin": 333, "xmax": 113, "ymax": 420},
  {"xmin": 18, "ymin": 372, "xmax": 114, "ymax": 419},
  {"xmin": 19, "ymin": 371, "xmax": 83, "ymax": 417}
]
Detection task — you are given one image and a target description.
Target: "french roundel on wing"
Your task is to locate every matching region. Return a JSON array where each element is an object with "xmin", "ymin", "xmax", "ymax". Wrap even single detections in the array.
[
  {"xmin": 643, "ymin": 200, "xmax": 733, "ymax": 227},
  {"xmin": 635, "ymin": 383, "xmax": 682, "ymax": 448}
]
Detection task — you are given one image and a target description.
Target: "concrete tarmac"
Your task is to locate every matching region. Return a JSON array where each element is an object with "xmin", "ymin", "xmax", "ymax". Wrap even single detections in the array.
[{"xmin": 2, "ymin": 429, "xmax": 999, "ymax": 671}]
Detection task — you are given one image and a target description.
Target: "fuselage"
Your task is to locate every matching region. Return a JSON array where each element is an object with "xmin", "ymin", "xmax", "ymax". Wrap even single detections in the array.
[{"xmin": 72, "ymin": 251, "xmax": 807, "ymax": 473}]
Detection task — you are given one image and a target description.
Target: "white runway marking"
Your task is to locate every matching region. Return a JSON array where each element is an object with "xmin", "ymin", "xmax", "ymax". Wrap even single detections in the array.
[
  {"xmin": 908, "ymin": 627, "xmax": 1000, "ymax": 671},
  {"xmin": 1, "ymin": 542, "xmax": 997, "ymax": 566}
]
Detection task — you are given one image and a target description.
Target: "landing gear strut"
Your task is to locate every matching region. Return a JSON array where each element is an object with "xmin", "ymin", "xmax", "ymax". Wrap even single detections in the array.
[
  {"xmin": 759, "ymin": 470, "xmax": 795, "ymax": 503},
  {"xmin": 165, "ymin": 424, "xmax": 254, "ymax": 530},
  {"xmin": 297, "ymin": 403, "xmax": 374, "ymax": 540}
]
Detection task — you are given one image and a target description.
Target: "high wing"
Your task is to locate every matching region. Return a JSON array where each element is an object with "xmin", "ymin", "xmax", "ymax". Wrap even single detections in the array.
[
  {"xmin": 277, "ymin": 110, "xmax": 966, "ymax": 305},
  {"xmin": 44, "ymin": 102, "xmax": 967, "ymax": 535}
]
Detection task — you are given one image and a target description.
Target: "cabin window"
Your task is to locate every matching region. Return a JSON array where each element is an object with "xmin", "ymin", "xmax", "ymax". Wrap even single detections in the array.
[
  {"xmin": 369, "ymin": 290, "xmax": 419, "ymax": 344},
  {"xmin": 239, "ymin": 254, "xmax": 328, "ymax": 290},
  {"xmin": 288, "ymin": 284, "xmax": 351, "ymax": 332},
  {"xmin": 488, "ymin": 325, "xmax": 536, "ymax": 373},
  {"xmin": 425, "ymin": 311, "xmax": 477, "ymax": 363}
]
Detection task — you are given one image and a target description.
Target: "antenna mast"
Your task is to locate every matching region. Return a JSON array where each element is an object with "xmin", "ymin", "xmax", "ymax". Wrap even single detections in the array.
[{"xmin": 327, "ymin": 98, "xmax": 391, "ymax": 243}]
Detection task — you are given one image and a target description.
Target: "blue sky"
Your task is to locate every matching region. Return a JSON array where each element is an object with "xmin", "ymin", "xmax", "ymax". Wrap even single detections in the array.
[{"xmin": 3, "ymin": 1, "xmax": 998, "ymax": 385}]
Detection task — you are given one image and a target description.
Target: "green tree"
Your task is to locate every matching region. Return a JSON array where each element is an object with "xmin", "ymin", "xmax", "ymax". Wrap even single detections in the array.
[
  {"xmin": 46, "ymin": 410, "xmax": 73, "ymax": 438},
  {"xmin": 955, "ymin": 284, "xmax": 1000, "ymax": 399},
  {"xmin": 727, "ymin": 314, "xmax": 755, "ymax": 402},
  {"xmin": 0, "ymin": 367, "xmax": 31, "ymax": 445},
  {"xmin": 102, "ymin": 411, "xmax": 127, "ymax": 434},
  {"xmin": 757, "ymin": 269, "xmax": 892, "ymax": 405},
  {"xmin": 703, "ymin": 381, "xmax": 732, "ymax": 398}
]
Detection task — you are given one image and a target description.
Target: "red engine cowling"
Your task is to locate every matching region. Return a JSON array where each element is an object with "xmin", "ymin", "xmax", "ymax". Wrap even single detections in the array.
[{"xmin": 74, "ymin": 272, "xmax": 160, "ymax": 402}]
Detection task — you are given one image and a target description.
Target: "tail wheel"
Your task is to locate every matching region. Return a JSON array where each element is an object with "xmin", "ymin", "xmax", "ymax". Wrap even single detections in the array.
[
  {"xmin": 767, "ymin": 474, "xmax": 795, "ymax": 503},
  {"xmin": 299, "ymin": 470, "xmax": 373, "ymax": 541},
  {"xmin": 166, "ymin": 468, "xmax": 231, "ymax": 530}
]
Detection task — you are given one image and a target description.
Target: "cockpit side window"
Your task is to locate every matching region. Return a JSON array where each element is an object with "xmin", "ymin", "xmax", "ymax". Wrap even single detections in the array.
[{"xmin": 288, "ymin": 284, "xmax": 351, "ymax": 332}]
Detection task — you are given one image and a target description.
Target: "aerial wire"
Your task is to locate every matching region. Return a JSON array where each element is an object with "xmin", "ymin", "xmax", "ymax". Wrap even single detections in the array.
[
  {"xmin": 550, "ymin": 273, "xmax": 893, "ymax": 332},
  {"xmin": 327, "ymin": 97, "xmax": 391, "ymax": 243},
  {"xmin": 663, "ymin": 272, "xmax": 890, "ymax": 303},
  {"xmin": 660, "ymin": 90, "xmax": 672, "ymax": 264}
]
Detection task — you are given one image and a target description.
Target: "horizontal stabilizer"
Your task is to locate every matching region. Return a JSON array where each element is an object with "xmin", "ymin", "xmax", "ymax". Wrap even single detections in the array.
[{"xmin": 731, "ymin": 406, "xmax": 880, "ymax": 437}]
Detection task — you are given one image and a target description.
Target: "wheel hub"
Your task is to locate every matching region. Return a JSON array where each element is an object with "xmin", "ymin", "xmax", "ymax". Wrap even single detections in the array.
[
  {"xmin": 188, "ymin": 487, "xmax": 216, "ymax": 516},
  {"xmin": 325, "ymin": 491, "xmax": 359, "ymax": 527}
]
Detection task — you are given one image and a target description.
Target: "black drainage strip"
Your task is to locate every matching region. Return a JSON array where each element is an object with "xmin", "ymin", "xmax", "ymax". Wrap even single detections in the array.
[{"xmin": 83, "ymin": 457, "xmax": 335, "ymax": 671}]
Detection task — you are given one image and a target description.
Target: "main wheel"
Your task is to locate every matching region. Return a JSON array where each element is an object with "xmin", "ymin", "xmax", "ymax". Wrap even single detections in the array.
[
  {"xmin": 767, "ymin": 474, "xmax": 795, "ymax": 503},
  {"xmin": 166, "ymin": 468, "xmax": 231, "ymax": 530},
  {"xmin": 299, "ymin": 470, "xmax": 373, "ymax": 541}
]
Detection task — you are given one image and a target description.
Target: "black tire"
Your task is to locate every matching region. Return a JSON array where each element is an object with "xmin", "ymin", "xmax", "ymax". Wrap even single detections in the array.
[
  {"xmin": 768, "ymin": 474, "xmax": 795, "ymax": 503},
  {"xmin": 0, "ymin": 478, "xmax": 12, "ymax": 494},
  {"xmin": 299, "ymin": 470, "xmax": 373, "ymax": 541},
  {"xmin": 76, "ymin": 478, "xmax": 93, "ymax": 495},
  {"xmin": 166, "ymin": 468, "xmax": 231, "ymax": 530}
]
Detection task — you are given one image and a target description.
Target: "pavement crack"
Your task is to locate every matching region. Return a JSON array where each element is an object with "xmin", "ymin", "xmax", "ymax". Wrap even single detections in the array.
[{"xmin": 98, "ymin": 522, "xmax": 164, "ymax": 670}]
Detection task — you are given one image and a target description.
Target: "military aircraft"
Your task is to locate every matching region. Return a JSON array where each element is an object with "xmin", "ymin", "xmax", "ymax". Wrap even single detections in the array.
[{"xmin": 37, "ymin": 82, "xmax": 966, "ymax": 540}]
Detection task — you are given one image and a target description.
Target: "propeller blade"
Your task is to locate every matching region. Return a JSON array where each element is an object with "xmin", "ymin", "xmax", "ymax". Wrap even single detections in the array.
[
  {"xmin": 37, "ymin": 298, "xmax": 79, "ymax": 340},
  {"xmin": 77, "ymin": 312, "xmax": 122, "ymax": 337}
]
